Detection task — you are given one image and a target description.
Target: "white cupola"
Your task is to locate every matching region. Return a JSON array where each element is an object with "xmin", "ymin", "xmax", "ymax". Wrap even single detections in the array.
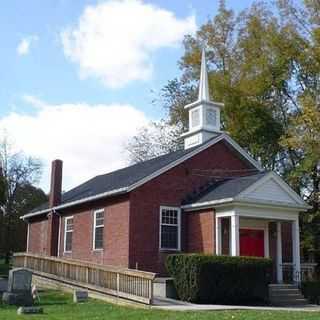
[{"xmin": 181, "ymin": 48, "xmax": 224, "ymax": 149}]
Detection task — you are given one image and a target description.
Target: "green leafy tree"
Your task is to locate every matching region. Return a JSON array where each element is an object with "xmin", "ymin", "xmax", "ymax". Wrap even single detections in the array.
[
  {"xmin": 127, "ymin": 0, "xmax": 320, "ymax": 259},
  {"xmin": 0, "ymin": 137, "xmax": 47, "ymax": 263}
]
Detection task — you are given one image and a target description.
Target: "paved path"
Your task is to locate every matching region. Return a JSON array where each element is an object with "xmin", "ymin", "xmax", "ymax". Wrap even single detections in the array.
[{"xmin": 152, "ymin": 296, "xmax": 320, "ymax": 312}]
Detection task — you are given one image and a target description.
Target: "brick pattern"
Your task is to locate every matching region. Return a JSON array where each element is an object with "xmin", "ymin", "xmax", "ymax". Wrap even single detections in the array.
[
  {"xmin": 129, "ymin": 140, "xmax": 255, "ymax": 274},
  {"xmin": 28, "ymin": 218, "xmax": 48, "ymax": 254},
  {"xmin": 186, "ymin": 209, "xmax": 215, "ymax": 253},
  {"xmin": 58, "ymin": 194, "xmax": 130, "ymax": 267},
  {"xmin": 28, "ymin": 140, "xmax": 263, "ymax": 274}
]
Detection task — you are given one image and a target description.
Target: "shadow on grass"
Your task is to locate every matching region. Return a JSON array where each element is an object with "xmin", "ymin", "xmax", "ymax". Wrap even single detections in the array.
[{"xmin": 35, "ymin": 291, "xmax": 71, "ymax": 307}]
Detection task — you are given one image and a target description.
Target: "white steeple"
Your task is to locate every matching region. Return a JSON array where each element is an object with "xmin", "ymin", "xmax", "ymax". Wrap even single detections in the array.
[
  {"xmin": 198, "ymin": 48, "xmax": 210, "ymax": 101},
  {"xmin": 181, "ymin": 47, "xmax": 224, "ymax": 149}
]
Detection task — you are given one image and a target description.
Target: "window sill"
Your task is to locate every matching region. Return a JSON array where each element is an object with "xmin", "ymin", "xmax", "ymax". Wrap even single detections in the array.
[
  {"xmin": 159, "ymin": 248, "xmax": 181, "ymax": 253},
  {"xmin": 92, "ymin": 249, "xmax": 104, "ymax": 252}
]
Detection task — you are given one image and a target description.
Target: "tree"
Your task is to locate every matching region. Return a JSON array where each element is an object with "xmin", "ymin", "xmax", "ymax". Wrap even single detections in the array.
[
  {"xmin": 127, "ymin": 0, "xmax": 320, "ymax": 259},
  {"xmin": 281, "ymin": 95, "xmax": 320, "ymax": 259},
  {"xmin": 0, "ymin": 137, "xmax": 47, "ymax": 262},
  {"xmin": 125, "ymin": 120, "xmax": 183, "ymax": 164}
]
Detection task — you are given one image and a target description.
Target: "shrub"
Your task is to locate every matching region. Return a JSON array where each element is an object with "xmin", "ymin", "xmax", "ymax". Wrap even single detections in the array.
[
  {"xmin": 301, "ymin": 281, "xmax": 320, "ymax": 304},
  {"xmin": 166, "ymin": 254, "xmax": 272, "ymax": 305}
]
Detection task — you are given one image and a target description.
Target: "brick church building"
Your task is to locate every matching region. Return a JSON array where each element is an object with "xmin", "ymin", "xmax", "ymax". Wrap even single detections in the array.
[{"xmin": 22, "ymin": 49, "xmax": 309, "ymax": 282}]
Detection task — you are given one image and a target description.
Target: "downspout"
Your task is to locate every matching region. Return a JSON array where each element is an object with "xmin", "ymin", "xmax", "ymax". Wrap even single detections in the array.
[
  {"xmin": 26, "ymin": 221, "xmax": 30, "ymax": 253},
  {"xmin": 54, "ymin": 209, "xmax": 62, "ymax": 257}
]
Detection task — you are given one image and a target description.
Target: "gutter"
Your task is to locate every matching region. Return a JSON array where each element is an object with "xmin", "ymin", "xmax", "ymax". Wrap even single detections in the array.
[
  {"xmin": 181, "ymin": 198, "xmax": 234, "ymax": 211},
  {"xmin": 21, "ymin": 187, "xmax": 128, "ymax": 220},
  {"xmin": 181, "ymin": 197, "xmax": 311, "ymax": 212}
]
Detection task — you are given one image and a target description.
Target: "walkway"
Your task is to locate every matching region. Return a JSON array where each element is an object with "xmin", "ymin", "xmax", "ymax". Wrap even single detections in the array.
[{"xmin": 152, "ymin": 296, "xmax": 320, "ymax": 312}]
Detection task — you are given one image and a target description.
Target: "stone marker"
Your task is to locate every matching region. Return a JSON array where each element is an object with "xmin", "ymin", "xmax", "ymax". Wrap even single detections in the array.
[
  {"xmin": 2, "ymin": 268, "xmax": 33, "ymax": 306},
  {"xmin": 17, "ymin": 306, "xmax": 43, "ymax": 315},
  {"xmin": 73, "ymin": 290, "xmax": 88, "ymax": 303}
]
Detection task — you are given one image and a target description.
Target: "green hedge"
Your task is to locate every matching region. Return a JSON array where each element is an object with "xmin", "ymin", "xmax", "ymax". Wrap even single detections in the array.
[
  {"xmin": 301, "ymin": 281, "xmax": 320, "ymax": 304},
  {"xmin": 166, "ymin": 254, "xmax": 272, "ymax": 305}
]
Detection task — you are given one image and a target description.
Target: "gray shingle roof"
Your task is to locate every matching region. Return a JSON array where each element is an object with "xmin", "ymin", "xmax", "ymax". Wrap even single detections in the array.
[
  {"xmin": 30, "ymin": 137, "xmax": 222, "ymax": 214},
  {"xmin": 28, "ymin": 133, "xmax": 264, "ymax": 216},
  {"xmin": 185, "ymin": 173, "xmax": 267, "ymax": 204}
]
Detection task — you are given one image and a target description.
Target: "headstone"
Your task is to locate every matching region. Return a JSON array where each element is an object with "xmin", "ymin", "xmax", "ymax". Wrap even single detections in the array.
[
  {"xmin": 2, "ymin": 268, "xmax": 33, "ymax": 306},
  {"xmin": 73, "ymin": 290, "xmax": 88, "ymax": 303},
  {"xmin": 17, "ymin": 306, "xmax": 43, "ymax": 315}
]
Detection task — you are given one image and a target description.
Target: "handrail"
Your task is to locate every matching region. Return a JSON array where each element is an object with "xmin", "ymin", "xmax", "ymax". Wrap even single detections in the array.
[{"xmin": 13, "ymin": 253, "xmax": 156, "ymax": 304}]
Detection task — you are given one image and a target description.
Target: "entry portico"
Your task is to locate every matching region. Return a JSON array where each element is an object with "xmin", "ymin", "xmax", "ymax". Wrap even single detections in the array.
[{"xmin": 183, "ymin": 171, "xmax": 310, "ymax": 283}]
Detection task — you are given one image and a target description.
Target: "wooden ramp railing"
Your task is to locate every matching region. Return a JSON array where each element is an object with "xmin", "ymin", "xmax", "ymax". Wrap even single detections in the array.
[{"xmin": 13, "ymin": 253, "xmax": 156, "ymax": 305}]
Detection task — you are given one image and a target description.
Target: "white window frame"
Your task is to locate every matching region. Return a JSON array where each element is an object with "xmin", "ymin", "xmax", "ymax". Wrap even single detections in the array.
[
  {"xmin": 159, "ymin": 206, "xmax": 181, "ymax": 251},
  {"xmin": 64, "ymin": 216, "xmax": 74, "ymax": 253},
  {"xmin": 93, "ymin": 209, "xmax": 105, "ymax": 251}
]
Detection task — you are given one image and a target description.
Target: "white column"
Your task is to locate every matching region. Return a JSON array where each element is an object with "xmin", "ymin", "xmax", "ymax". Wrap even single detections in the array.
[
  {"xmin": 276, "ymin": 222, "xmax": 283, "ymax": 283},
  {"xmin": 264, "ymin": 223, "xmax": 270, "ymax": 258},
  {"xmin": 231, "ymin": 215, "xmax": 240, "ymax": 256},
  {"xmin": 292, "ymin": 218, "xmax": 301, "ymax": 283},
  {"xmin": 26, "ymin": 222, "xmax": 30, "ymax": 253},
  {"xmin": 215, "ymin": 217, "xmax": 222, "ymax": 255}
]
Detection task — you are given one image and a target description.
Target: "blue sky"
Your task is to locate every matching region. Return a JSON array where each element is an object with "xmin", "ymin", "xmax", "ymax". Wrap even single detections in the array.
[{"xmin": 0, "ymin": 0, "xmax": 256, "ymax": 191}]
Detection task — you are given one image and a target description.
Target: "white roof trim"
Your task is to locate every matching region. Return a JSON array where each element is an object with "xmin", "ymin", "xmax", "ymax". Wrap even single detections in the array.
[
  {"xmin": 21, "ymin": 187, "xmax": 128, "ymax": 220},
  {"xmin": 182, "ymin": 197, "xmax": 310, "ymax": 212},
  {"xmin": 182, "ymin": 198, "xmax": 234, "ymax": 210},
  {"xmin": 23, "ymin": 133, "xmax": 262, "ymax": 219}
]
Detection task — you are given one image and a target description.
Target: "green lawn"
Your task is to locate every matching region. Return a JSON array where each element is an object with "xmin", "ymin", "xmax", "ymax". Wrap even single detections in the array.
[{"xmin": 0, "ymin": 290, "xmax": 320, "ymax": 320}]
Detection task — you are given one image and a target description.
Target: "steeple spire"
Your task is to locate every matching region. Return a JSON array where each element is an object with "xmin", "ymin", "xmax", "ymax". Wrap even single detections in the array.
[
  {"xmin": 181, "ymin": 46, "xmax": 224, "ymax": 150},
  {"xmin": 198, "ymin": 48, "xmax": 210, "ymax": 101}
]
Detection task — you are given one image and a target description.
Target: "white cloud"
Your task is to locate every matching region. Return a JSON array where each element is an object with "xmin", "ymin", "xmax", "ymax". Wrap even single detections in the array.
[
  {"xmin": 17, "ymin": 36, "xmax": 38, "ymax": 56},
  {"xmin": 0, "ymin": 97, "xmax": 149, "ymax": 192},
  {"xmin": 61, "ymin": 0, "xmax": 196, "ymax": 88}
]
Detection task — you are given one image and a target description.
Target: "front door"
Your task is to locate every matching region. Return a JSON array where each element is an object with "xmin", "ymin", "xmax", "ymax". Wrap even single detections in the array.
[{"xmin": 240, "ymin": 229, "xmax": 265, "ymax": 257}]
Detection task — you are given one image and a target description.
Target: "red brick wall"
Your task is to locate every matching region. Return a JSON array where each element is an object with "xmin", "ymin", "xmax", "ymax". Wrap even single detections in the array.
[
  {"xmin": 187, "ymin": 209, "xmax": 215, "ymax": 253},
  {"xmin": 59, "ymin": 194, "xmax": 130, "ymax": 267},
  {"xmin": 28, "ymin": 218, "xmax": 48, "ymax": 255},
  {"xmin": 129, "ymin": 140, "xmax": 256, "ymax": 274},
  {"xmin": 28, "ymin": 140, "xmax": 257, "ymax": 274}
]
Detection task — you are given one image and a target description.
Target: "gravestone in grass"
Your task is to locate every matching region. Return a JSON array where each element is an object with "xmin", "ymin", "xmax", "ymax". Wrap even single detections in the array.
[
  {"xmin": 73, "ymin": 290, "xmax": 88, "ymax": 303},
  {"xmin": 2, "ymin": 268, "xmax": 33, "ymax": 306}
]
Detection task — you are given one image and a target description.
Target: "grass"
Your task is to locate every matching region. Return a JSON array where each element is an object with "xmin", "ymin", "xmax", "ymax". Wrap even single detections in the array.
[
  {"xmin": 0, "ymin": 258, "xmax": 10, "ymax": 278},
  {"xmin": 0, "ymin": 290, "xmax": 320, "ymax": 320}
]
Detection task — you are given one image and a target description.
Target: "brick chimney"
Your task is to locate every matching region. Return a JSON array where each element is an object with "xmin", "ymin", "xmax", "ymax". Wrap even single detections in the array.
[
  {"xmin": 47, "ymin": 159, "xmax": 63, "ymax": 256},
  {"xmin": 49, "ymin": 159, "xmax": 63, "ymax": 207}
]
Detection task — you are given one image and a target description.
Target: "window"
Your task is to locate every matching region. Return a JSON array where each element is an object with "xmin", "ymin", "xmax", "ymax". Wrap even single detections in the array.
[
  {"xmin": 93, "ymin": 209, "xmax": 104, "ymax": 250},
  {"xmin": 64, "ymin": 216, "xmax": 74, "ymax": 252},
  {"xmin": 191, "ymin": 109, "xmax": 200, "ymax": 128},
  {"xmin": 206, "ymin": 107, "xmax": 217, "ymax": 127},
  {"xmin": 160, "ymin": 206, "xmax": 181, "ymax": 250}
]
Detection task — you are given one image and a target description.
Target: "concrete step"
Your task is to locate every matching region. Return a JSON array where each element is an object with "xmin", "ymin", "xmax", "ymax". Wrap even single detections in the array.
[
  {"xmin": 269, "ymin": 284, "xmax": 298, "ymax": 290},
  {"xmin": 270, "ymin": 294, "xmax": 305, "ymax": 302},
  {"xmin": 269, "ymin": 284, "xmax": 310, "ymax": 307},
  {"xmin": 271, "ymin": 298, "xmax": 309, "ymax": 307},
  {"xmin": 269, "ymin": 289, "xmax": 302, "ymax": 296}
]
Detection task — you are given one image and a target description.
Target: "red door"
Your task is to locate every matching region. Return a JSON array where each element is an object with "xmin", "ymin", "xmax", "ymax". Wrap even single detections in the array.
[{"xmin": 240, "ymin": 229, "xmax": 264, "ymax": 257}]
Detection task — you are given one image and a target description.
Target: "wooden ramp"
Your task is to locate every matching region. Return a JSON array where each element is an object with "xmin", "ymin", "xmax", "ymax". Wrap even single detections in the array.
[{"xmin": 13, "ymin": 253, "xmax": 156, "ymax": 305}]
